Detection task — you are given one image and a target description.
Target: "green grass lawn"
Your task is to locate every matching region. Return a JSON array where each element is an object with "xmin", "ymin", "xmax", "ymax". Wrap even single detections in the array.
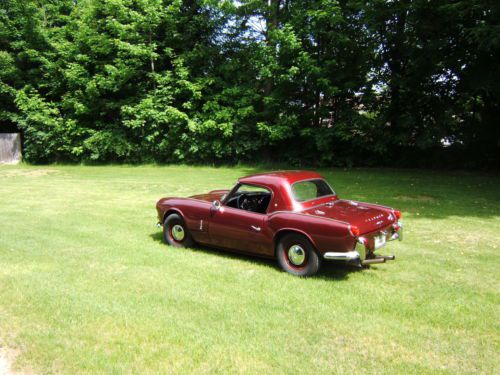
[{"xmin": 0, "ymin": 165, "xmax": 499, "ymax": 374}]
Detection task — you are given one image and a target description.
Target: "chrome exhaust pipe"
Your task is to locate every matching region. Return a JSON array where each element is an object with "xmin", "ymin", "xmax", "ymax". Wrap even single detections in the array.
[
  {"xmin": 361, "ymin": 258, "xmax": 385, "ymax": 265},
  {"xmin": 376, "ymin": 255, "xmax": 395, "ymax": 261}
]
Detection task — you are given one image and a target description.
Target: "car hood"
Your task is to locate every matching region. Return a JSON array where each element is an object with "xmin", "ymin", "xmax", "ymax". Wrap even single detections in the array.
[
  {"xmin": 302, "ymin": 199, "xmax": 396, "ymax": 234},
  {"xmin": 189, "ymin": 189, "xmax": 229, "ymax": 202}
]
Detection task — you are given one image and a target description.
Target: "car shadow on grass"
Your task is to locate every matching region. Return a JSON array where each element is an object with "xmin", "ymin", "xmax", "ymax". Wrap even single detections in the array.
[{"xmin": 149, "ymin": 231, "xmax": 360, "ymax": 281}]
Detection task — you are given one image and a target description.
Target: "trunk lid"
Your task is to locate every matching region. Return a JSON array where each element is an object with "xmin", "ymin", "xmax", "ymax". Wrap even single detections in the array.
[{"xmin": 302, "ymin": 199, "xmax": 395, "ymax": 234}]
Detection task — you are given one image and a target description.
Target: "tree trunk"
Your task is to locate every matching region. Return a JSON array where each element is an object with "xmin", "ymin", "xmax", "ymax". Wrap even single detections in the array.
[
  {"xmin": 386, "ymin": 1, "xmax": 409, "ymax": 131},
  {"xmin": 263, "ymin": 0, "xmax": 281, "ymax": 96}
]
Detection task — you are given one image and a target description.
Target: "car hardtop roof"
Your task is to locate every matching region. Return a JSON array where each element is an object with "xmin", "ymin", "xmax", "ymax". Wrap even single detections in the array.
[{"xmin": 238, "ymin": 170, "xmax": 324, "ymax": 187}]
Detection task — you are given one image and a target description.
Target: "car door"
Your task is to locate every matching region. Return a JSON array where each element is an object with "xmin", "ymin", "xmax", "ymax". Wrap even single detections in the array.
[{"xmin": 208, "ymin": 184, "xmax": 273, "ymax": 255}]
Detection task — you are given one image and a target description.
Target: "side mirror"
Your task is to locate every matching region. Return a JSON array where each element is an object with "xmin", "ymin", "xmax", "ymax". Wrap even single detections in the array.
[{"xmin": 212, "ymin": 200, "xmax": 221, "ymax": 210}]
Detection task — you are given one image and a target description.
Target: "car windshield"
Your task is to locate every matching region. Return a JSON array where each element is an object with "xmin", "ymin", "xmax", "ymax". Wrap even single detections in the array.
[{"xmin": 291, "ymin": 179, "xmax": 334, "ymax": 202}]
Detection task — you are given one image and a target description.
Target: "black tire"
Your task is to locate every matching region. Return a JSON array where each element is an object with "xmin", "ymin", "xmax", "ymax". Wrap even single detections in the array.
[
  {"xmin": 163, "ymin": 213, "xmax": 194, "ymax": 248},
  {"xmin": 276, "ymin": 233, "xmax": 321, "ymax": 277}
]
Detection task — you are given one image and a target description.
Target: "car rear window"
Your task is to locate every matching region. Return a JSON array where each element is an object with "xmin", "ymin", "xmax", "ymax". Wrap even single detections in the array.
[{"xmin": 291, "ymin": 179, "xmax": 334, "ymax": 202}]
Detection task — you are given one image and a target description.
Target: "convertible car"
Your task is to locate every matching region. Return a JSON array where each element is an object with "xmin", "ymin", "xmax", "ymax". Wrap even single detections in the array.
[{"xmin": 156, "ymin": 171, "xmax": 402, "ymax": 276}]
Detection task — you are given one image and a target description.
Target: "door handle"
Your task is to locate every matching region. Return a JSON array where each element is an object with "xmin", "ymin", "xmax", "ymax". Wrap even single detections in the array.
[{"xmin": 251, "ymin": 225, "xmax": 261, "ymax": 232}]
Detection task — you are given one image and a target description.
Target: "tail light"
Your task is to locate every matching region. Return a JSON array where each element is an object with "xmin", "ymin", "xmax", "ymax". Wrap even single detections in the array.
[
  {"xmin": 349, "ymin": 225, "xmax": 360, "ymax": 237},
  {"xmin": 394, "ymin": 210, "xmax": 402, "ymax": 219}
]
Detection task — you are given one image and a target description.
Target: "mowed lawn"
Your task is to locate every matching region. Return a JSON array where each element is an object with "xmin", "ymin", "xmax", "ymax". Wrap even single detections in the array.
[{"xmin": 0, "ymin": 165, "xmax": 499, "ymax": 374}]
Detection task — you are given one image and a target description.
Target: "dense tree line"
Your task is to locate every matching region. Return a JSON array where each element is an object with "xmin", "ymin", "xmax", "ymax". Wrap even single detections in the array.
[{"xmin": 0, "ymin": 0, "xmax": 498, "ymax": 167}]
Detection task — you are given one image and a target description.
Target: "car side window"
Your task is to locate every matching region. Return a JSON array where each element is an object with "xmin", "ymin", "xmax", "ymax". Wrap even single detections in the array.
[
  {"xmin": 225, "ymin": 184, "xmax": 272, "ymax": 214},
  {"xmin": 292, "ymin": 179, "xmax": 334, "ymax": 202}
]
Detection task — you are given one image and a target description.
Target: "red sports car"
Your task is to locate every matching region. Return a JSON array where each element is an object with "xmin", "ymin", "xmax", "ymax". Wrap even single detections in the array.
[{"xmin": 156, "ymin": 171, "xmax": 402, "ymax": 276}]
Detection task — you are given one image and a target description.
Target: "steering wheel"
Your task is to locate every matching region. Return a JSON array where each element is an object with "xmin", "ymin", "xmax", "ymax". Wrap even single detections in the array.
[{"xmin": 237, "ymin": 193, "xmax": 249, "ymax": 210}]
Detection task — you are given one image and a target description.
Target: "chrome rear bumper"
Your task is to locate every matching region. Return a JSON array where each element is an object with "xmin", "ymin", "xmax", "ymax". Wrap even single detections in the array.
[
  {"xmin": 324, "ymin": 227, "xmax": 400, "ymax": 265},
  {"xmin": 323, "ymin": 249, "xmax": 396, "ymax": 266}
]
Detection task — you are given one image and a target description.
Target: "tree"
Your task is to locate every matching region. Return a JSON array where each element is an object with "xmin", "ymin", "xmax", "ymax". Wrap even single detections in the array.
[{"xmin": 0, "ymin": 0, "xmax": 497, "ymax": 167}]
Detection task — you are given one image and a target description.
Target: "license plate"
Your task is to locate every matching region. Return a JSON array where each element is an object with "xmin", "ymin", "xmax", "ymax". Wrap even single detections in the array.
[{"xmin": 374, "ymin": 234, "xmax": 386, "ymax": 249}]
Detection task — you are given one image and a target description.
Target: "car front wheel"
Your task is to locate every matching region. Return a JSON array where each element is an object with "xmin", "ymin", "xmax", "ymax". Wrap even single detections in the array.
[
  {"xmin": 277, "ymin": 233, "xmax": 321, "ymax": 277},
  {"xmin": 163, "ymin": 213, "xmax": 194, "ymax": 248}
]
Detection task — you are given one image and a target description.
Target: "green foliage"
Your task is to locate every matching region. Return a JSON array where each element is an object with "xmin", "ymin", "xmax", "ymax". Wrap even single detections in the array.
[
  {"xmin": 0, "ymin": 0, "xmax": 498, "ymax": 166},
  {"xmin": 15, "ymin": 88, "xmax": 81, "ymax": 162}
]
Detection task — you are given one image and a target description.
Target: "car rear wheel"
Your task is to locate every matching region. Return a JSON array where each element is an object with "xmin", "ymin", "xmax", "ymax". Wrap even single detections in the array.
[
  {"xmin": 277, "ymin": 233, "xmax": 321, "ymax": 277},
  {"xmin": 163, "ymin": 213, "xmax": 194, "ymax": 248}
]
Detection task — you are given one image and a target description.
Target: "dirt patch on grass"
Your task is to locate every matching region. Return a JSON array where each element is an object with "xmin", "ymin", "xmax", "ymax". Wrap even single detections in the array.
[
  {"xmin": 0, "ymin": 347, "xmax": 33, "ymax": 375},
  {"xmin": 0, "ymin": 347, "xmax": 17, "ymax": 375},
  {"xmin": 0, "ymin": 169, "xmax": 58, "ymax": 178},
  {"xmin": 395, "ymin": 195, "xmax": 436, "ymax": 202}
]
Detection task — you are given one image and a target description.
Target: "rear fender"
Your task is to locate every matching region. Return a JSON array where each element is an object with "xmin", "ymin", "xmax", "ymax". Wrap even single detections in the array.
[
  {"xmin": 273, "ymin": 228, "xmax": 318, "ymax": 256},
  {"xmin": 268, "ymin": 212, "xmax": 353, "ymax": 255}
]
